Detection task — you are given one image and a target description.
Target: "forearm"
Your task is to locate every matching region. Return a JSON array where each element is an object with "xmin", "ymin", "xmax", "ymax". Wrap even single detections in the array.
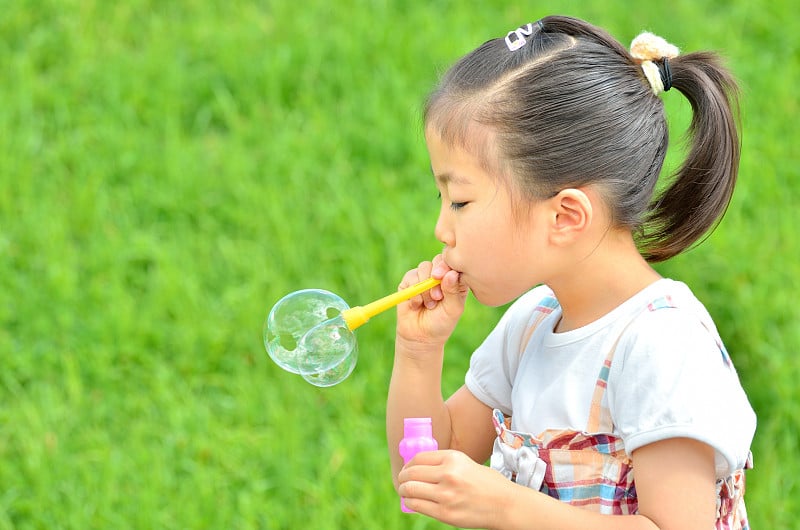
[
  {"xmin": 493, "ymin": 484, "xmax": 660, "ymax": 530},
  {"xmin": 386, "ymin": 337, "xmax": 452, "ymax": 485},
  {"xmin": 397, "ymin": 437, "xmax": 716, "ymax": 529},
  {"xmin": 387, "ymin": 260, "xmax": 469, "ymax": 487}
]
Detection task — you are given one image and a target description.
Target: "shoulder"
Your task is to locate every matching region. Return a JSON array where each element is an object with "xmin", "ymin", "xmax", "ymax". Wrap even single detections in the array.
[
  {"xmin": 620, "ymin": 280, "xmax": 731, "ymax": 369},
  {"xmin": 609, "ymin": 280, "xmax": 756, "ymax": 476}
]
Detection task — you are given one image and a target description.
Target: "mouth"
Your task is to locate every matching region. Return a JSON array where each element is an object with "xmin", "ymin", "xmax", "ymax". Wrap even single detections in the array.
[{"xmin": 440, "ymin": 251, "xmax": 457, "ymax": 271}]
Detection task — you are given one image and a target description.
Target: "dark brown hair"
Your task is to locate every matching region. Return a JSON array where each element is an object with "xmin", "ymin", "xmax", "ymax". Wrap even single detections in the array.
[{"xmin": 424, "ymin": 15, "xmax": 740, "ymax": 262}]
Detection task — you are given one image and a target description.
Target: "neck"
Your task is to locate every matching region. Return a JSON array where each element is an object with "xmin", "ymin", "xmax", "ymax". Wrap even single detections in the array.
[{"xmin": 546, "ymin": 230, "xmax": 661, "ymax": 333}]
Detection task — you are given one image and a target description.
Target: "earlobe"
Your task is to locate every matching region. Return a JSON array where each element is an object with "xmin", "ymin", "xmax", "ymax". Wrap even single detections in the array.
[{"xmin": 550, "ymin": 189, "xmax": 593, "ymax": 244}]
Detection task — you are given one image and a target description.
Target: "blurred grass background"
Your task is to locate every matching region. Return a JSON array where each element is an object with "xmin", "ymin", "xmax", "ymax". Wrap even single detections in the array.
[{"xmin": 0, "ymin": 0, "xmax": 797, "ymax": 528}]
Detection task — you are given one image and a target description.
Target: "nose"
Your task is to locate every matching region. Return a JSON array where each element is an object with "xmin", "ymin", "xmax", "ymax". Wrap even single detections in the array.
[{"xmin": 434, "ymin": 207, "xmax": 455, "ymax": 247}]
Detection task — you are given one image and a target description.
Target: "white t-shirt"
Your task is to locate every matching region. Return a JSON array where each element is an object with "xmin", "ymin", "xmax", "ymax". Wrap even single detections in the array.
[{"xmin": 465, "ymin": 279, "xmax": 756, "ymax": 479}]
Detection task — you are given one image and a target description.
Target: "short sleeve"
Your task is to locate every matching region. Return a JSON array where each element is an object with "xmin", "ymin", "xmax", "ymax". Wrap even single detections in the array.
[
  {"xmin": 610, "ymin": 307, "xmax": 756, "ymax": 478},
  {"xmin": 465, "ymin": 286, "xmax": 555, "ymax": 416}
]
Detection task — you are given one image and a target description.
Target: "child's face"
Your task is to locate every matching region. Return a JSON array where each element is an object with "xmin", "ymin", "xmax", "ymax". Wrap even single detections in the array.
[{"xmin": 426, "ymin": 127, "xmax": 549, "ymax": 306}]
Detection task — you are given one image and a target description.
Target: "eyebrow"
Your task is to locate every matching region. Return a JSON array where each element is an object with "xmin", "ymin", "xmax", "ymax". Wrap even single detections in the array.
[{"xmin": 432, "ymin": 168, "xmax": 471, "ymax": 185}]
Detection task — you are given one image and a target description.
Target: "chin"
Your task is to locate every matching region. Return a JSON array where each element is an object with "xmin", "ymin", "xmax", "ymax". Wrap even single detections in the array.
[
  {"xmin": 470, "ymin": 289, "xmax": 513, "ymax": 308},
  {"xmin": 470, "ymin": 282, "xmax": 529, "ymax": 307}
]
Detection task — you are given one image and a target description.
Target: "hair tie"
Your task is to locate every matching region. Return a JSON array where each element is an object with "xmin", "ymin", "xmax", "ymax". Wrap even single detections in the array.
[
  {"xmin": 630, "ymin": 31, "xmax": 679, "ymax": 95},
  {"xmin": 505, "ymin": 20, "xmax": 544, "ymax": 51},
  {"xmin": 659, "ymin": 58, "xmax": 672, "ymax": 92}
]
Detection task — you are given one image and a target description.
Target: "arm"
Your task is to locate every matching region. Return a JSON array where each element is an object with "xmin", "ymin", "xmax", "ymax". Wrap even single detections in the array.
[
  {"xmin": 398, "ymin": 437, "xmax": 717, "ymax": 530},
  {"xmin": 387, "ymin": 257, "xmax": 495, "ymax": 487}
]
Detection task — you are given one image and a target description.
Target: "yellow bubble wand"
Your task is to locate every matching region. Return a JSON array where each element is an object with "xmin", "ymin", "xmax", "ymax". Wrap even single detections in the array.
[{"xmin": 341, "ymin": 277, "xmax": 441, "ymax": 330}]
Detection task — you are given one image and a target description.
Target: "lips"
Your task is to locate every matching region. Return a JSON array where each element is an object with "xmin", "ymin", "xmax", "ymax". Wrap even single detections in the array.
[{"xmin": 441, "ymin": 250, "xmax": 458, "ymax": 272}]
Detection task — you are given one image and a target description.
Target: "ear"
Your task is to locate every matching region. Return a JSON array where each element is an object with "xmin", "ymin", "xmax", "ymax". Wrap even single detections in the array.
[{"xmin": 548, "ymin": 188, "xmax": 593, "ymax": 246}]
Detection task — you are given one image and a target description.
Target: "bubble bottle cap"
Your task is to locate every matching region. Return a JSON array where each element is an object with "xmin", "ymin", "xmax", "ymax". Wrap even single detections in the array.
[{"xmin": 403, "ymin": 417, "xmax": 433, "ymax": 439}]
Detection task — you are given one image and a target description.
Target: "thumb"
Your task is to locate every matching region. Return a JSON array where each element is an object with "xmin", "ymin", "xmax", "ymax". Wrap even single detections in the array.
[{"xmin": 439, "ymin": 269, "xmax": 469, "ymax": 314}]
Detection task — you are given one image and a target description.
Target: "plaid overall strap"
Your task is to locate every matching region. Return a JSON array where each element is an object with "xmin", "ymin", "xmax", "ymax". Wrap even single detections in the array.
[
  {"xmin": 586, "ymin": 297, "xmax": 676, "ymax": 433},
  {"xmin": 518, "ymin": 295, "xmax": 559, "ymax": 357},
  {"xmin": 586, "ymin": 323, "xmax": 630, "ymax": 433}
]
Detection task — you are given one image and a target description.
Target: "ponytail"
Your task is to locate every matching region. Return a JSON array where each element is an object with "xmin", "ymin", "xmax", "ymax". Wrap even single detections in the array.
[{"xmin": 640, "ymin": 52, "xmax": 741, "ymax": 262}]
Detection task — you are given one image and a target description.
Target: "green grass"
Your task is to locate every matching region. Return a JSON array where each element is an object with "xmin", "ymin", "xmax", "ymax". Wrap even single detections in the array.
[{"xmin": 1, "ymin": 0, "xmax": 797, "ymax": 528}]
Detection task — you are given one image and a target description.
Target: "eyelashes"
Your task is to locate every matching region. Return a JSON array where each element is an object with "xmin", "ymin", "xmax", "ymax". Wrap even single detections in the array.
[{"xmin": 437, "ymin": 192, "xmax": 467, "ymax": 211}]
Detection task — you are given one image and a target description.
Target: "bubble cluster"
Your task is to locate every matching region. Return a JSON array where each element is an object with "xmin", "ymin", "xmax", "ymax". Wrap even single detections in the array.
[{"xmin": 264, "ymin": 289, "xmax": 358, "ymax": 387}]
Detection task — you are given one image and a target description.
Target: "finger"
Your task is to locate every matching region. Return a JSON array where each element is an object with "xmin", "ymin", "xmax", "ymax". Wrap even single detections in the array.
[
  {"xmin": 397, "ymin": 495, "xmax": 439, "ymax": 518},
  {"xmin": 416, "ymin": 261, "xmax": 437, "ymax": 308},
  {"xmin": 398, "ymin": 459, "xmax": 448, "ymax": 498},
  {"xmin": 433, "ymin": 270, "xmax": 468, "ymax": 321},
  {"xmin": 431, "ymin": 254, "xmax": 451, "ymax": 277},
  {"xmin": 401, "ymin": 261, "xmax": 434, "ymax": 309},
  {"xmin": 413, "ymin": 260, "xmax": 441, "ymax": 309},
  {"xmin": 397, "ymin": 452, "xmax": 450, "ymax": 494},
  {"xmin": 399, "ymin": 268, "xmax": 425, "ymax": 310},
  {"xmin": 398, "ymin": 479, "xmax": 439, "ymax": 505},
  {"xmin": 417, "ymin": 260, "xmax": 434, "ymax": 278},
  {"xmin": 430, "ymin": 254, "xmax": 454, "ymax": 300},
  {"xmin": 398, "ymin": 479, "xmax": 444, "ymax": 519},
  {"xmin": 441, "ymin": 269, "xmax": 466, "ymax": 295},
  {"xmin": 405, "ymin": 449, "xmax": 447, "ymax": 467},
  {"xmin": 399, "ymin": 464, "xmax": 442, "ymax": 488},
  {"xmin": 398, "ymin": 267, "xmax": 418, "ymax": 290}
]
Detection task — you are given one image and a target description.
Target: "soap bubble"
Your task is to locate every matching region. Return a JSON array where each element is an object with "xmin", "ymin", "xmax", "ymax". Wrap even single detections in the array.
[
  {"xmin": 296, "ymin": 318, "xmax": 356, "ymax": 375},
  {"xmin": 264, "ymin": 288, "xmax": 361, "ymax": 386},
  {"xmin": 264, "ymin": 289, "xmax": 351, "ymax": 374},
  {"xmin": 301, "ymin": 341, "xmax": 358, "ymax": 387}
]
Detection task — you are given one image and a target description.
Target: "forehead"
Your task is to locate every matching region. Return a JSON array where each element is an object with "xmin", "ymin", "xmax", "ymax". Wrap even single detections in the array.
[{"xmin": 425, "ymin": 123, "xmax": 503, "ymax": 185}]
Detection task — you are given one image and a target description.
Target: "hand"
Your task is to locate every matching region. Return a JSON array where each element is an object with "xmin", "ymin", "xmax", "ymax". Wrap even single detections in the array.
[
  {"xmin": 398, "ymin": 449, "xmax": 510, "ymax": 529},
  {"xmin": 396, "ymin": 255, "xmax": 469, "ymax": 348}
]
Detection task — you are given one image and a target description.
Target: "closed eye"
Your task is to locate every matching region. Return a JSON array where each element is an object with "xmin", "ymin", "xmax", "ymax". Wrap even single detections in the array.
[{"xmin": 437, "ymin": 192, "xmax": 468, "ymax": 211}]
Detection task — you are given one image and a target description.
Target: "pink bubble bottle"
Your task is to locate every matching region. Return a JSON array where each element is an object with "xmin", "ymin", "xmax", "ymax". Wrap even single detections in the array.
[{"xmin": 399, "ymin": 417, "xmax": 438, "ymax": 513}]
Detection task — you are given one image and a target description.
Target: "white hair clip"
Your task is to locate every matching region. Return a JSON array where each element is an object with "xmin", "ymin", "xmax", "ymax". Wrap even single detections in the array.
[{"xmin": 505, "ymin": 23, "xmax": 535, "ymax": 51}]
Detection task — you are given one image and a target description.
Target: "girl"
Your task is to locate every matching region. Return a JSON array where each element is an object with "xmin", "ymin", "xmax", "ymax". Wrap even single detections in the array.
[{"xmin": 386, "ymin": 15, "xmax": 755, "ymax": 530}]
